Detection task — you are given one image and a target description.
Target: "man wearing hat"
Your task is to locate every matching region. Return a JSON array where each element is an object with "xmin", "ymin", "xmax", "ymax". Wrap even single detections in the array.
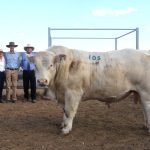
[
  {"xmin": 0, "ymin": 49, "xmax": 5, "ymax": 103},
  {"xmin": 5, "ymin": 42, "xmax": 21, "ymax": 103},
  {"xmin": 21, "ymin": 44, "xmax": 36, "ymax": 103}
]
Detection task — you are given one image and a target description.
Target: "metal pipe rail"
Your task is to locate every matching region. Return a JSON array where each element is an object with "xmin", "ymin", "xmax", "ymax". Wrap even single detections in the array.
[{"xmin": 48, "ymin": 27, "xmax": 139, "ymax": 50}]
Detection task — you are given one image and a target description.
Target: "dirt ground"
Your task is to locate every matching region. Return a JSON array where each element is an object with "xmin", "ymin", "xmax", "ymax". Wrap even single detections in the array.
[{"xmin": 0, "ymin": 89, "xmax": 150, "ymax": 150}]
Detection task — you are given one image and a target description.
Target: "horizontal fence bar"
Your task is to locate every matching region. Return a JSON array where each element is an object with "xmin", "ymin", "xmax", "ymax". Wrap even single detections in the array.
[
  {"xmin": 52, "ymin": 37, "xmax": 115, "ymax": 39},
  {"xmin": 50, "ymin": 28, "xmax": 136, "ymax": 31}
]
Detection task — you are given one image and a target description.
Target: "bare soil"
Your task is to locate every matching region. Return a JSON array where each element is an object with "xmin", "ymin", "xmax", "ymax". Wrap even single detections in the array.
[{"xmin": 0, "ymin": 89, "xmax": 150, "ymax": 150}]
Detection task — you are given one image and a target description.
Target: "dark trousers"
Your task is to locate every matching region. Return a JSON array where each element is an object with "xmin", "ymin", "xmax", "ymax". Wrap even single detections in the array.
[
  {"xmin": 0, "ymin": 71, "xmax": 5, "ymax": 100},
  {"xmin": 23, "ymin": 70, "xmax": 36, "ymax": 100}
]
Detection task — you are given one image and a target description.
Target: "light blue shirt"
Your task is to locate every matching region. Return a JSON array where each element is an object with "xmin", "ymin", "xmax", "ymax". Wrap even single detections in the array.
[
  {"xmin": 4, "ymin": 52, "xmax": 21, "ymax": 69},
  {"xmin": 21, "ymin": 52, "xmax": 36, "ymax": 71}
]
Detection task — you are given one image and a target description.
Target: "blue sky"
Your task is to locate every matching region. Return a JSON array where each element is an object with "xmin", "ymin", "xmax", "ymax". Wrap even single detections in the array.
[{"xmin": 0, "ymin": 0, "xmax": 150, "ymax": 52}]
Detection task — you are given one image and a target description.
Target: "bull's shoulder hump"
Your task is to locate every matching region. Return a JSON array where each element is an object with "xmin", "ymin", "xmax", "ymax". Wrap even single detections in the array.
[{"xmin": 48, "ymin": 46, "xmax": 69, "ymax": 55}]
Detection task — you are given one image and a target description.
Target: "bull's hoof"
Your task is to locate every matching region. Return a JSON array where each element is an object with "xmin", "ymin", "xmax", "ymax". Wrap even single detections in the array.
[{"xmin": 61, "ymin": 128, "xmax": 71, "ymax": 135}]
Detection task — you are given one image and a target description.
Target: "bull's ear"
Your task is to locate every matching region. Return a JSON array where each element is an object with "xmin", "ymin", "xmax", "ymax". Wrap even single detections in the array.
[
  {"xmin": 54, "ymin": 54, "xmax": 66, "ymax": 63},
  {"xmin": 27, "ymin": 56, "xmax": 35, "ymax": 64}
]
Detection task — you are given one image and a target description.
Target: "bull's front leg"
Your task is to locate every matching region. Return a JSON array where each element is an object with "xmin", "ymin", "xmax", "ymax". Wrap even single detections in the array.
[{"xmin": 61, "ymin": 89, "xmax": 82, "ymax": 135}]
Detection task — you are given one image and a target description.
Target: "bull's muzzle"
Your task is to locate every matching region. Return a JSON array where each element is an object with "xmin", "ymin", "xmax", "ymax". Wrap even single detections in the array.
[{"xmin": 37, "ymin": 79, "xmax": 48, "ymax": 86}]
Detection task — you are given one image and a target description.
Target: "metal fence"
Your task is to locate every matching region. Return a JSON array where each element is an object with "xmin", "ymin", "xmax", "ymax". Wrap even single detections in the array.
[{"xmin": 48, "ymin": 27, "xmax": 139, "ymax": 50}]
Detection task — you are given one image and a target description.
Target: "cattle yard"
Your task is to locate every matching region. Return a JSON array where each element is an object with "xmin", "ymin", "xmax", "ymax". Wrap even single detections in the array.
[
  {"xmin": 0, "ymin": 89, "xmax": 149, "ymax": 150},
  {"xmin": 1, "ymin": 33, "xmax": 149, "ymax": 149}
]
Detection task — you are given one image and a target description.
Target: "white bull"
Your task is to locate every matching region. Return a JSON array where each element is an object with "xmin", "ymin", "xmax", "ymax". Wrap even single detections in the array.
[{"xmin": 30, "ymin": 46, "xmax": 150, "ymax": 134}]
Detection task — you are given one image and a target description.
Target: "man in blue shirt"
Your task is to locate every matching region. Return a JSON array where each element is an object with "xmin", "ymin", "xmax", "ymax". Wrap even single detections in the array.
[
  {"xmin": 21, "ymin": 44, "xmax": 36, "ymax": 103},
  {"xmin": 5, "ymin": 42, "xmax": 21, "ymax": 103}
]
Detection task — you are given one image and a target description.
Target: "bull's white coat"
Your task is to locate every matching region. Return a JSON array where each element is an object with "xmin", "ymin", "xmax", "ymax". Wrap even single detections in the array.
[{"xmin": 31, "ymin": 46, "xmax": 150, "ymax": 134}]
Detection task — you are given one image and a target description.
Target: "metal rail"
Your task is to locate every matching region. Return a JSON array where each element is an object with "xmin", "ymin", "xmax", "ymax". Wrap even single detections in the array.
[{"xmin": 48, "ymin": 27, "xmax": 139, "ymax": 50}]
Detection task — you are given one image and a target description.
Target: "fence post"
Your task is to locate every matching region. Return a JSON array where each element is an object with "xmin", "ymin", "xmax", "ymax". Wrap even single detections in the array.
[
  {"xmin": 115, "ymin": 38, "xmax": 118, "ymax": 50},
  {"xmin": 136, "ymin": 28, "xmax": 139, "ymax": 49},
  {"xmin": 48, "ymin": 27, "xmax": 52, "ymax": 48}
]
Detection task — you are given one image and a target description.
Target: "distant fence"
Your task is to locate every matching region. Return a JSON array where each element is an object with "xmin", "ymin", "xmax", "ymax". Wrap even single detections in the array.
[{"xmin": 48, "ymin": 27, "xmax": 139, "ymax": 50}]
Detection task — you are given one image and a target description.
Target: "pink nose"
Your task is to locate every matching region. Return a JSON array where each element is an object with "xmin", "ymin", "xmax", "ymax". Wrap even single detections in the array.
[{"xmin": 37, "ymin": 79, "xmax": 48, "ymax": 85}]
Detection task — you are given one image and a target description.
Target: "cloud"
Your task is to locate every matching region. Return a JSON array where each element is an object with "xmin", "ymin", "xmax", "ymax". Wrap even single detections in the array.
[{"xmin": 92, "ymin": 7, "xmax": 136, "ymax": 16}]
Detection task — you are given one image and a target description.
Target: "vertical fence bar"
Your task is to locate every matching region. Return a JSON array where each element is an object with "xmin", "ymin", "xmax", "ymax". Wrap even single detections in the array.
[
  {"xmin": 115, "ymin": 38, "xmax": 118, "ymax": 50},
  {"xmin": 48, "ymin": 27, "xmax": 52, "ymax": 48},
  {"xmin": 136, "ymin": 28, "xmax": 139, "ymax": 49}
]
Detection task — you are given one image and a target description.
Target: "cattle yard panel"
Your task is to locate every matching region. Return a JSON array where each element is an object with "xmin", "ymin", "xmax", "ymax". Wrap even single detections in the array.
[{"xmin": 48, "ymin": 27, "xmax": 139, "ymax": 50}]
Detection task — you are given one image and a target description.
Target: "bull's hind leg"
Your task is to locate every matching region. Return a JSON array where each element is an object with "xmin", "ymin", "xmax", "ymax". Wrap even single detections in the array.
[
  {"xmin": 61, "ymin": 89, "xmax": 82, "ymax": 135},
  {"xmin": 140, "ymin": 91, "xmax": 150, "ymax": 131}
]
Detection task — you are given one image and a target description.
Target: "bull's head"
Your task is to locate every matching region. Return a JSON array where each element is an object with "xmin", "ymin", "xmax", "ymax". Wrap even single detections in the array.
[{"xmin": 28, "ymin": 51, "xmax": 66, "ymax": 87}]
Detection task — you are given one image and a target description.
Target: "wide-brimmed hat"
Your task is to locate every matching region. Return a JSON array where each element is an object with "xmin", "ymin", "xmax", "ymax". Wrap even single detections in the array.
[
  {"xmin": 6, "ymin": 42, "xmax": 18, "ymax": 48},
  {"xmin": 24, "ymin": 44, "xmax": 34, "ymax": 51}
]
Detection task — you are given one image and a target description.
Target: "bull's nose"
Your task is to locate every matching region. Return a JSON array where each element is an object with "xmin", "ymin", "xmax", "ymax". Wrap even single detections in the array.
[{"xmin": 37, "ymin": 79, "xmax": 48, "ymax": 85}]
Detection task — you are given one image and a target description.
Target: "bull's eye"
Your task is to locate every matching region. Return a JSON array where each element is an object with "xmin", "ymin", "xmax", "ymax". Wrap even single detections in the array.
[{"xmin": 48, "ymin": 64, "xmax": 53, "ymax": 70}]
